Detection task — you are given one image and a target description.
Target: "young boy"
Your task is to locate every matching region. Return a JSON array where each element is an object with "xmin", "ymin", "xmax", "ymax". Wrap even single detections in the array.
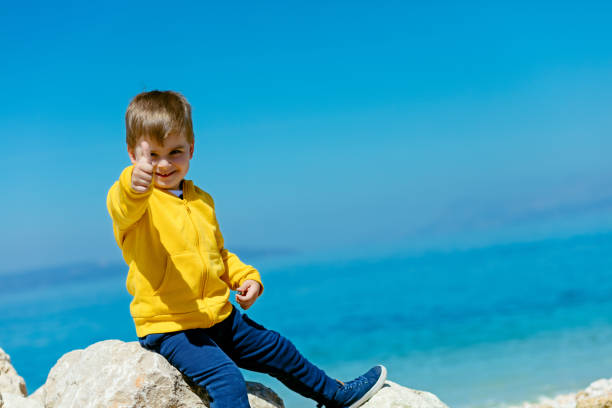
[{"xmin": 107, "ymin": 90, "xmax": 386, "ymax": 408}]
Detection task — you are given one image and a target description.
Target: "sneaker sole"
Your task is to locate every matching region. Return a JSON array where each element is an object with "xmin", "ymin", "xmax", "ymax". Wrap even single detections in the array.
[{"xmin": 347, "ymin": 365, "xmax": 387, "ymax": 408}]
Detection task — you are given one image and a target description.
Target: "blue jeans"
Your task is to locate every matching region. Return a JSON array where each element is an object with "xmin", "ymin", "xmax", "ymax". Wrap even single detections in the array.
[{"xmin": 139, "ymin": 307, "xmax": 340, "ymax": 408}]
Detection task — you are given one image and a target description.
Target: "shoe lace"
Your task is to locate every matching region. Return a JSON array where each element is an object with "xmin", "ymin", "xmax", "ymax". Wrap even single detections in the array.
[{"xmin": 339, "ymin": 375, "xmax": 366, "ymax": 391}]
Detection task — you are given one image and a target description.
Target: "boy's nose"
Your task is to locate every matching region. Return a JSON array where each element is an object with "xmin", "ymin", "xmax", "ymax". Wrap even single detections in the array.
[{"xmin": 157, "ymin": 159, "xmax": 171, "ymax": 169}]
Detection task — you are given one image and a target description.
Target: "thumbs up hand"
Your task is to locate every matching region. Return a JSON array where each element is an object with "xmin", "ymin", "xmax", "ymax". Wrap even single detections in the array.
[{"xmin": 131, "ymin": 140, "xmax": 156, "ymax": 193}]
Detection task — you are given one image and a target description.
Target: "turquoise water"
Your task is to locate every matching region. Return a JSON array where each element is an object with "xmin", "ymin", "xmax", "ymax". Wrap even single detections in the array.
[{"xmin": 2, "ymin": 232, "xmax": 612, "ymax": 407}]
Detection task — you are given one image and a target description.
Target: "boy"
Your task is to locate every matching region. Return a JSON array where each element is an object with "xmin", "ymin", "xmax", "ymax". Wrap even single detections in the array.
[{"xmin": 107, "ymin": 90, "xmax": 386, "ymax": 408}]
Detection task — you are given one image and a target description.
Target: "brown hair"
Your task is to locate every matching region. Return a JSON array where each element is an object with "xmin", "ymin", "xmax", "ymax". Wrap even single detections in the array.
[{"xmin": 125, "ymin": 90, "xmax": 194, "ymax": 148}]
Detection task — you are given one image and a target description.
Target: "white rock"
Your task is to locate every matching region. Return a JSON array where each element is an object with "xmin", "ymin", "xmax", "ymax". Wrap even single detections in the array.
[
  {"xmin": 575, "ymin": 377, "xmax": 612, "ymax": 408},
  {"xmin": 38, "ymin": 339, "xmax": 283, "ymax": 408},
  {"xmin": 361, "ymin": 380, "xmax": 449, "ymax": 408},
  {"xmin": 246, "ymin": 382, "xmax": 284, "ymax": 408},
  {"xmin": 0, "ymin": 348, "xmax": 26, "ymax": 397},
  {"xmin": 27, "ymin": 386, "xmax": 45, "ymax": 406},
  {"xmin": 581, "ymin": 378, "xmax": 612, "ymax": 398},
  {"xmin": 22, "ymin": 337, "xmax": 447, "ymax": 408},
  {"xmin": 509, "ymin": 377, "xmax": 612, "ymax": 408},
  {"xmin": 0, "ymin": 392, "xmax": 44, "ymax": 408}
]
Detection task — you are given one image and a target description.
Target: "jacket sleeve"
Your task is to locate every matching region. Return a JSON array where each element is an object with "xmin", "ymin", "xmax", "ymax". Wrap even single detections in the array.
[
  {"xmin": 212, "ymin": 204, "xmax": 264, "ymax": 294},
  {"xmin": 107, "ymin": 165, "xmax": 153, "ymax": 235}
]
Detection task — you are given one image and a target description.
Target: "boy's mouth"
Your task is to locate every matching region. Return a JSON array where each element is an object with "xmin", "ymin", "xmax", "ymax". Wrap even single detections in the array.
[{"xmin": 156, "ymin": 171, "xmax": 175, "ymax": 178}]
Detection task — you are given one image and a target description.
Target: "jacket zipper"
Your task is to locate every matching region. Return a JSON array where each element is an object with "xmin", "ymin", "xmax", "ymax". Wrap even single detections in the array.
[{"xmin": 184, "ymin": 200, "xmax": 206, "ymax": 299}]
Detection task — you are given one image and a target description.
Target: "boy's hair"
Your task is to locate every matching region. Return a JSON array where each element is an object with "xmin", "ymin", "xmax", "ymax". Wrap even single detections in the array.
[{"xmin": 125, "ymin": 90, "xmax": 194, "ymax": 148}]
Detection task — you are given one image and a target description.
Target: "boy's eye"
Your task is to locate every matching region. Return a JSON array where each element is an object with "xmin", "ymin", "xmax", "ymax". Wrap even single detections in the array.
[
  {"xmin": 150, "ymin": 153, "xmax": 158, "ymax": 157},
  {"xmin": 171, "ymin": 150, "xmax": 182, "ymax": 155}
]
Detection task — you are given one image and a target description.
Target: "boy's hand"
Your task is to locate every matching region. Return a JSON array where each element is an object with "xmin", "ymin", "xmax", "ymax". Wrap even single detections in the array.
[
  {"xmin": 131, "ymin": 140, "xmax": 155, "ymax": 193},
  {"xmin": 236, "ymin": 280, "xmax": 261, "ymax": 310}
]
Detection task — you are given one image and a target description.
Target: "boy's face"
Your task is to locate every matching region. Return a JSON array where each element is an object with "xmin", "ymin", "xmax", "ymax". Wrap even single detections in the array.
[{"xmin": 128, "ymin": 132, "xmax": 194, "ymax": 191}]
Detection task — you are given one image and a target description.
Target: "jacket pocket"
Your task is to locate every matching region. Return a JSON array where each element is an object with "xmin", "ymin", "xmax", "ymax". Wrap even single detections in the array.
[
  {"xmin": 205, "ymin": 250, "xmax": 225, "ymax": 278},
  {"xmin": 154, "ymin": 251, "xmax": 205, "ymax": 299}
]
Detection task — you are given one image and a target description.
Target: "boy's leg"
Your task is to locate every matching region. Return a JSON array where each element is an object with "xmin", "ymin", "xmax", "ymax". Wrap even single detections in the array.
[
  {"xmin": 139, "ymin": 330, "xmax": 250, "ymax": 408},
  {"xmin": 208, "ymin": 307, "xmax": 340, "ymax": 407}
]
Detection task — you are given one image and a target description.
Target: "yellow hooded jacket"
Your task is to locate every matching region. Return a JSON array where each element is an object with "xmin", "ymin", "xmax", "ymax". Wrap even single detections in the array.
[{"xmin": 107, "ymin": 166, "xmax": 263, "ymax": 337}]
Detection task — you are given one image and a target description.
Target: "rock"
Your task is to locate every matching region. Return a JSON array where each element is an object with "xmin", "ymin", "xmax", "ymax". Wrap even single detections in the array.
[
  {"xmin": 579, "ymin": 378, "xmax": 612, "ymax": 398},
  {"xmin": 577, "ymin": 397, "xmax": 612, "ymax": 408},
  {"xmin": 245, "ymin": 382, "xmax": 285, "ymax": 408},
  {"xmin": 361, "ymin": 380, "xmax": 449, "ymax": 408},
  {"xmin": 0, "ymin": 348, "xmax": 26, "ymax": 397},
  {"xmin": 27, "ymin": 386, "xmax": 45, "ymax": 406},
  {"xmin": 510, "ymin": 378, "xmax": 612, "ymax": 408},
  {"xmin": 12, "ymin": 337, "xmax": 446, "ymax": 408},
  {"xmin": 576, "ymin": 378, "xmax": 612, "ymax": 408},
  {"xmin": 0, "ymin": 392, "xmax": 44, "ymax": 408},
  {"xmin": 37, "ymin": 339, "xmax": 283, "ymax": 408}
]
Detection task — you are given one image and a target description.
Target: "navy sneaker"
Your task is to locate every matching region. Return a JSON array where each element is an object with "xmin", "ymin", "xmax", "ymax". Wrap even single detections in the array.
[{"xmin": 326, "ymin": 365, "xmax": 387, "ymax": 408}]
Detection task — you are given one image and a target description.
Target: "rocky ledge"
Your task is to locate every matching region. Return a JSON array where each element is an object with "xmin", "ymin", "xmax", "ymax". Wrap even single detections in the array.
[{"xmin": 0, "ymin": 340, "xmax": 449, "ymax": 408}]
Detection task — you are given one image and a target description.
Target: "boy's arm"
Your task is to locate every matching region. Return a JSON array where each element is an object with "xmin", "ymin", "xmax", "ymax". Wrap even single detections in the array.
[
  {"xmin": 107, "ymin": 141, "xmax": 156, "ymax": 233},
  {"xmin": 107, "ymin": 165, "xmax": 153, "ymax": 232},
  {"xmin": 213, "ymin": 210, "xmax": 264, "ymax": 295}
]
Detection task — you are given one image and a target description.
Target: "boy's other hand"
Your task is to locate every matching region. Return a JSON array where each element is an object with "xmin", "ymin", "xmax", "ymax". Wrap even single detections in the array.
[
  {"xmin": 131, "ymin": 140, "xmax": 155, "ymax": 193},
  {"xmin": 236, "ymin": 280, "xmax": 261, "ymax": 310}
]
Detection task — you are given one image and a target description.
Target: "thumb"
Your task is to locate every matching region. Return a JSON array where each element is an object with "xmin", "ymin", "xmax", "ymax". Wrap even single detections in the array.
[
  {"xmin": 138, "ymin": 140, "xmax": 151, "ymax": 163},
  {"xmin": 236, "ymin": 282, "xmax": 249, "ymax": 295}
]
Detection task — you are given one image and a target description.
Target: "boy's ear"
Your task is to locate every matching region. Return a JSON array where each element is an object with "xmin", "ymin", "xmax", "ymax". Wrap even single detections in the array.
[
  {"xmin": 189, "ymin": 143, "xmax": 194, "ymax": 159},
  {"xmin": 127, "ymin": 145, "xmax": 137, "ymax": 164}
]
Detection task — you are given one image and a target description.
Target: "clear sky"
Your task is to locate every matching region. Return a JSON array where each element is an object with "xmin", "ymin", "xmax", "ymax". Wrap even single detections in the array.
[{"xmin": 2, "ymin": 1, "xmax": 612, "ymax": 273}]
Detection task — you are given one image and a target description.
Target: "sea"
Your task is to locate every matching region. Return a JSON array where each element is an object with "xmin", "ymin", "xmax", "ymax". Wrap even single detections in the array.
[{"xmin": 2, "ymin": 232, "xmax": 612, "ymax": 408}]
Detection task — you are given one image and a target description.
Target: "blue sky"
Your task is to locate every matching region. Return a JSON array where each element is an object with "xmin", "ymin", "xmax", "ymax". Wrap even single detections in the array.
[{"xmin": 1, "ymin": 1, "xmax": 612, "ymax": 272}]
